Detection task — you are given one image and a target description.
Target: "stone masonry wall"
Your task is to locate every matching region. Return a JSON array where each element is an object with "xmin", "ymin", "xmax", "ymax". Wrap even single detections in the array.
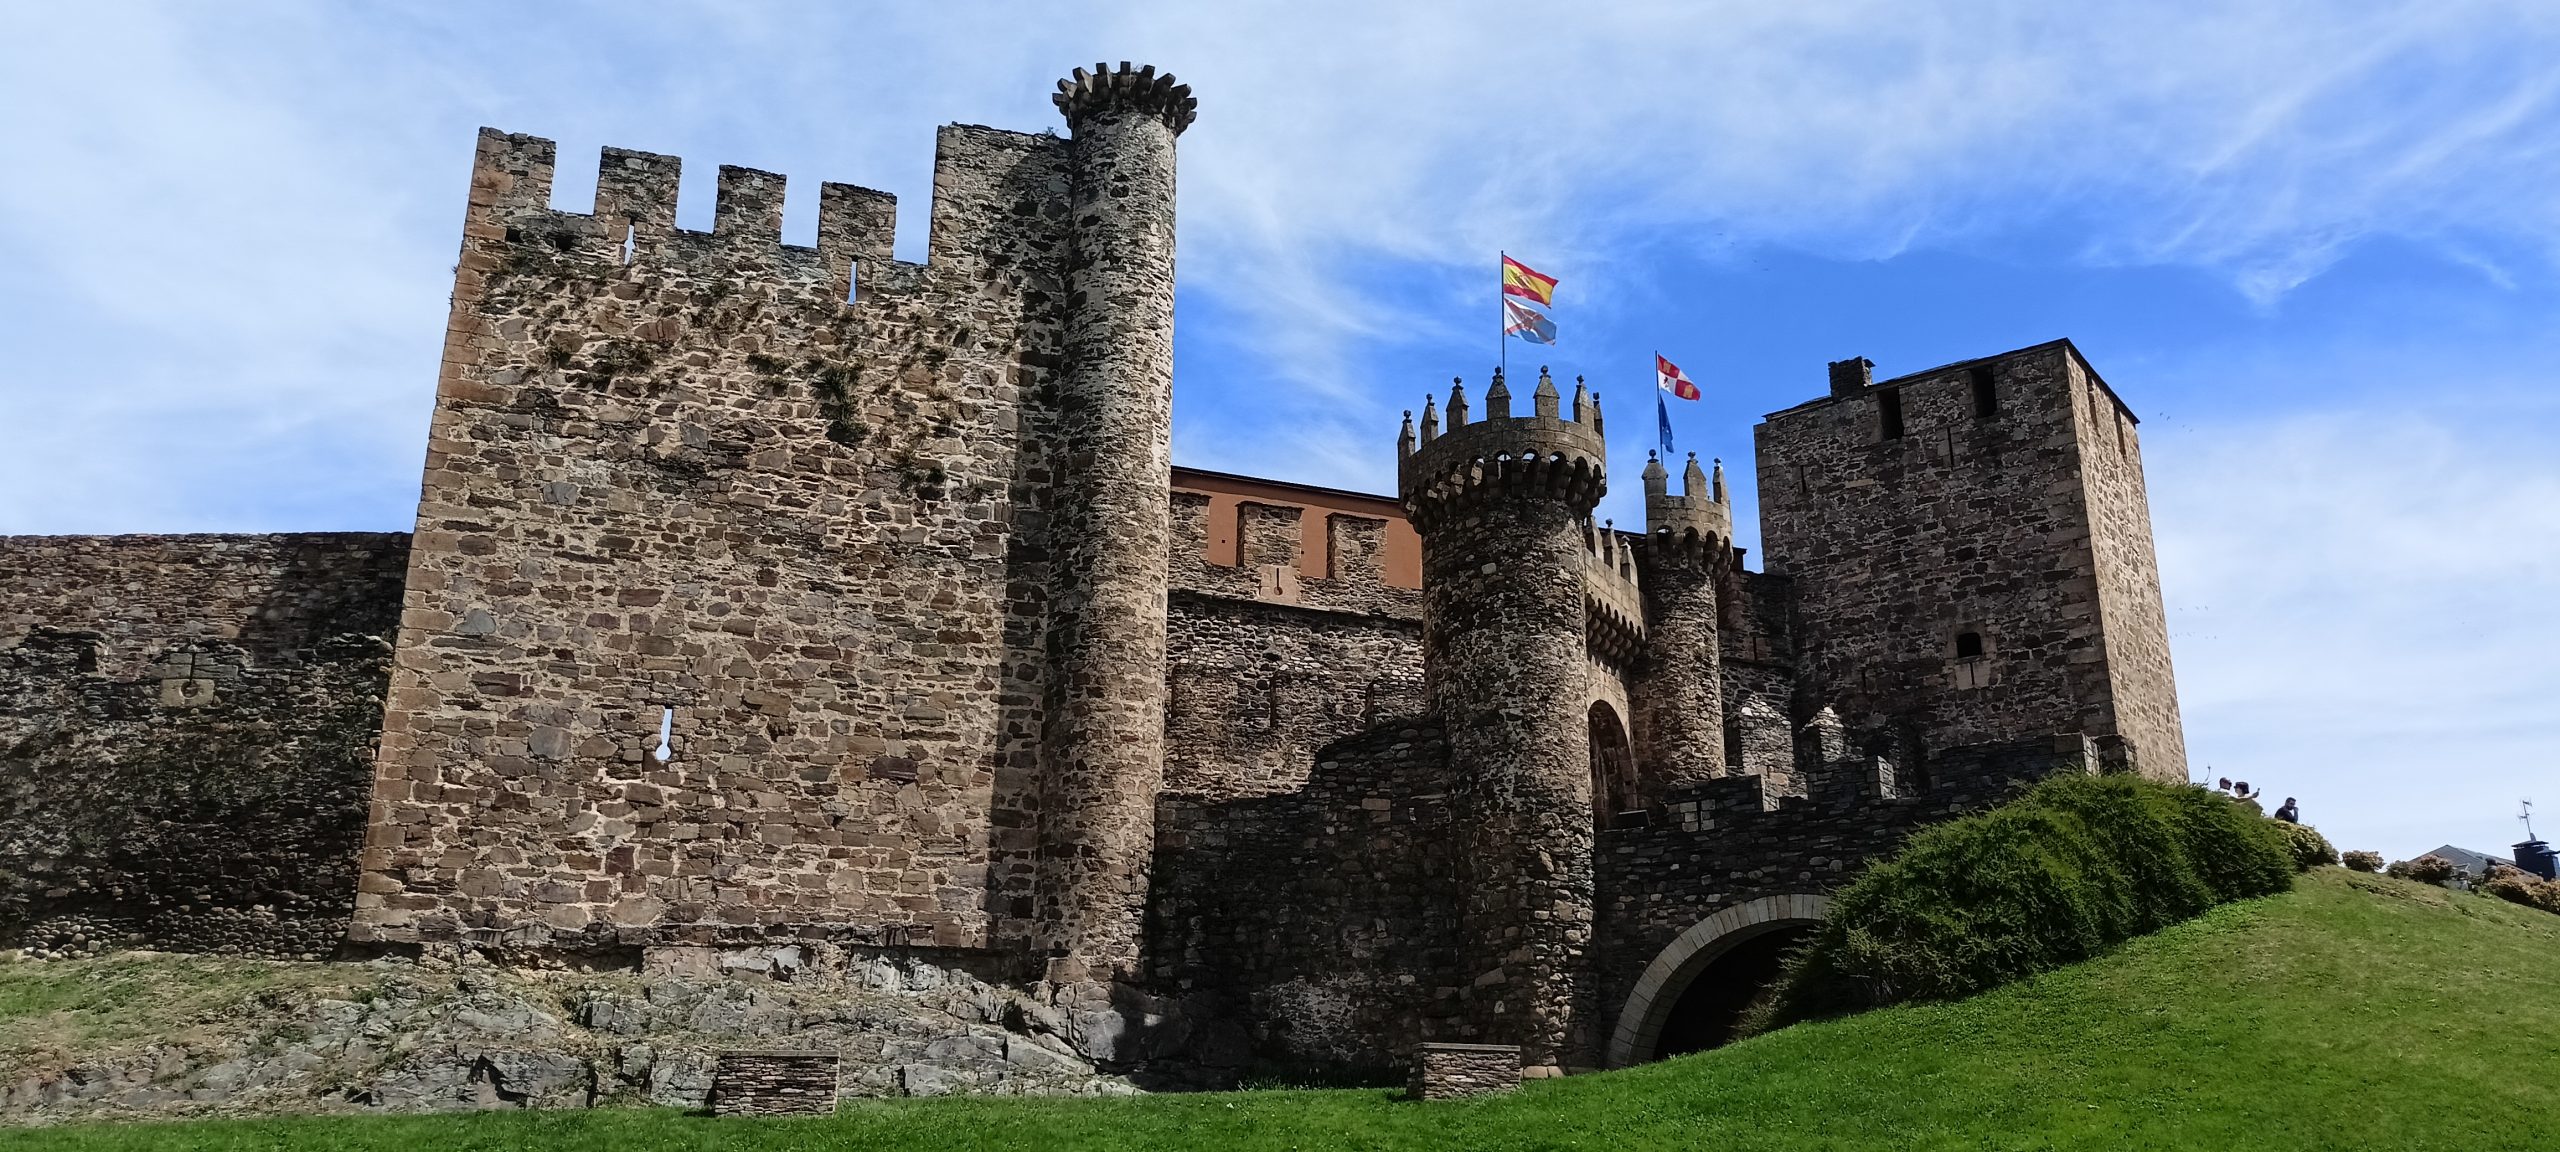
[
  {"xmin": 1162, "ymin": 488, "xmax": 1423, "ymax": 799},
  {"xmin": 1753, "ymin": 342, "xmax": 2136, "ymax": 765},
  {"xmin": 356, "ymin": 123, "xmax": 1074, "ymax": 957},
  {"xmin": 2064, "ymin": 355, "xmax": 2188, "ymax": 781},
  {"xmin": 1593, "ymin": 735, "xmax": 2094, "ymax": 1059},
  {"xmin": 0, "ymin": 533, "xmax": 410, "ymax": 957},
  {"xmin": 1146, "ymin": 720, "xmax": 1465, "ymax": 1078}
]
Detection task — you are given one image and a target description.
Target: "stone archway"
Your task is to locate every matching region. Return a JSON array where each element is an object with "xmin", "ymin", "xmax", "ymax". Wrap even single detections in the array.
[{"xmin": 1606, "ymin": 893, "xmax": 1830, "ymax": 1067}]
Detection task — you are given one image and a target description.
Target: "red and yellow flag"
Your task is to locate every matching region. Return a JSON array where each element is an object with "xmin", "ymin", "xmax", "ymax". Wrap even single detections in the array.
[{"xmin": 1501, "ymin": 255, "xmax": 1558, "ymax": 306}]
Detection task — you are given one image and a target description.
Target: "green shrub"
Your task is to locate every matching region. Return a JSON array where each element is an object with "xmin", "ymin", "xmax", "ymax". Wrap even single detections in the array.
[
  {"xmin": 2391, "ymin": 856, "xmax": 2458, "ymax": 886},
  {"xmin": 2275, "ymin": 822, "xmax": 2339, "ymax": 870},
  {"xmin": 1761, "ymin": 775, "xmax": 2293, "ymax": 1026},
  {"xmin": 2480, "ymin": 865, "xmax": 2560, "ymax": 915},
  {"xmin": 2342, "ymin": 850, "xmax": 2384, "ymax": 873}
]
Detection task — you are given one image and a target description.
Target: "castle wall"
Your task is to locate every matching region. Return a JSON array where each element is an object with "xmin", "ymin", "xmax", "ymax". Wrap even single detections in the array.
[
  {"xmin": 0, "ymin": 533, "xmax": 409, "ymax": 956},
  {"xmin": 2064, "ymin": 356, "xmax": 2188, "ymax": 781},
  {"xmin": 1717, "ymin": 565, "xmax": 1803, "ymax": 782},
  {"xmin": 1159, "ymin": 488, "xmax": 1425, "ymax": 800},
  {"xmin": 355, "ymin": 125, "xmax": 1074, "ymax": 956},
  {"xmin": 1147, "ymin": 719, "xmax": 1464, "ymax": 1076},
  {"xmin": 1753, "ymin": 343, "xmax": 2130, "ymax": 764},
  {"xmin": 1592, "ymin": 735, "xmax": 2092, "ymax": 1061}
]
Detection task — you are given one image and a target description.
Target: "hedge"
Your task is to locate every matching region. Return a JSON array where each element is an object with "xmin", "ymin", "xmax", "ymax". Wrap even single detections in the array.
[{"xmin": 1758, "ymin": 774, "xmax": 2295, "ymax": 1028}]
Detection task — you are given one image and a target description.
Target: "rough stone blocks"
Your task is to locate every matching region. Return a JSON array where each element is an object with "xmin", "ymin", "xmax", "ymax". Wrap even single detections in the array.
[
  {"xmin": 709, "ymin": 1051, "xmax": 840, "ymax": 1116},
  {"xmin": 1409, "ymin": 1043, "xmax": 1521, "ymax": 1100}
]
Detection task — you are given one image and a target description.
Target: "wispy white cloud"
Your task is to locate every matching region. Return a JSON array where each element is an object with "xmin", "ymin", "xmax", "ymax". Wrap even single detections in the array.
[
  {"xmin": 2153, "ymin": 393, "xmax": 2560, "ymax": 859},
  {"xmin": 0, "ymin": 0, "xmax": 2553, "ymax": 869}
]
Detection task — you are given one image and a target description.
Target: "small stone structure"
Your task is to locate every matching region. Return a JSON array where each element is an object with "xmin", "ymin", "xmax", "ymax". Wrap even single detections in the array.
[
  {"xmin": 709, "ymin": 1051, "xmax": 842, "ymax": 1117},
  {"xmin": 0, "ymin": 58, "xmax": 2193, "ymax": 1100},
  {"xmin": 1409, "ymin": 1043, "xmax": 1521, "ymax": 1100}
]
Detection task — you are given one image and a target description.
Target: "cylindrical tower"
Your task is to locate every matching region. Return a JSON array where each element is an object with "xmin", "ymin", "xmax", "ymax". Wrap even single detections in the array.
[
  {"xmin": 1398, "ymin": 366, "xmax": 1606, "ymax": 1072},
  {"xmin": 1634, "ymin": 453, "xmax": 1734, "ymax": 791},
  {"xmin": 1034, "ymin": 63, "xmax": 1196, "ymax": 984}
]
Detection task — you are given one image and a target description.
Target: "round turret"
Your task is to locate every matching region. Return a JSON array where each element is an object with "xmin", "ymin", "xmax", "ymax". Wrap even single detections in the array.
[
  {"xmin": 1397, "ymin": 365, "xmax": 1604, "ymax": 1071},
  {"xmin": 1034, "ymin": 61, "xmax": 1195, "ymax": 987},
  {"xmin": 1633, "ymin": 452, "xmax": 1735, "ymax": 790}
]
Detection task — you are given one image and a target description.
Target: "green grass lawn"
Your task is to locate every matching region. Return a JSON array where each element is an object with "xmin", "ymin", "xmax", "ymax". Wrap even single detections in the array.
[{"xmin": 17, "ymin": 868, "xmax": 2560, "ymax": 1150}]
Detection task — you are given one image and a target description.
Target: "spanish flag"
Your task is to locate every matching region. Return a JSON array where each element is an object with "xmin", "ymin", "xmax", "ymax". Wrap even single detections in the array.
[{"xmin": 1501, "ymin": 254, "xmax": 1558, "ymax": 306}]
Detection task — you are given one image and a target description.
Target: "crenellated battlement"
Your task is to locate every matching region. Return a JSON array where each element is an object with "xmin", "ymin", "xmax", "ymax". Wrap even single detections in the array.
[
  {"xmin": 1054, "ymin": 62, "xmax": 1199, "ymax": 136},
  {"xmin": 458, "ymin": 122, "xmax": 1065, "ymax": 309},
  {"xmin": 1639, "ymin": 451, "xmax": 1733, "ymax": 568},
  {"xmin": 1397, "ymin": 367, "xmax": 1608, "ymax": 532},
  {"xmin": 1582, "ymin": 519, "xmax": 1646, "ymax": 666}
]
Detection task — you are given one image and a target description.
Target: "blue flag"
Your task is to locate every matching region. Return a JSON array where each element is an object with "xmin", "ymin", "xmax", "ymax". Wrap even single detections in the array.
[{"xmin": 1657, "ymin": 391, "xmax": 1675, "ymax": 458}]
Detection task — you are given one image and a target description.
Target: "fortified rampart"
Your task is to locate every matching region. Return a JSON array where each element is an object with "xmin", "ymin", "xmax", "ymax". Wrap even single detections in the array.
[
  {"xmin": 0, "ymin": 534, "xmax": 409, "ymax": 957},
  {"xmin": 0, "ymin": 61, "xmax": 2193, "ymax": 1096}
]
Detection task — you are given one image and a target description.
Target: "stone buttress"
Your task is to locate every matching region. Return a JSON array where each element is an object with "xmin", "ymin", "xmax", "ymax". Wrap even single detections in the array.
[{"xmin": 1397, "ymin": 366, "xmax": 1606, "ymax": 1072}]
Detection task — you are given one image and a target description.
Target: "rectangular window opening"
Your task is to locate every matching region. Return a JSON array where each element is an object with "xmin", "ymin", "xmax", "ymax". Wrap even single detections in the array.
[
  {"xmin": 1969, "ymin": 365, "xmax": 1998, "ymax": 418},
  {"xmin": 1878, "ymin": 387, "xmax": 1905, "ymax": 441},
  {"xmin": 845, "ymin": 260, "xmax": 861, "ymax": 304},
  {"xmin": 1955, "ymin": 631, "xmax": 1984, "ymax": 660}
]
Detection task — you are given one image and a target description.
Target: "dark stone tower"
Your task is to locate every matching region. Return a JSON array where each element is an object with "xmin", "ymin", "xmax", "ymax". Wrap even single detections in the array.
[
  {"xmin": 1755, "ymin": 340, "xmax": 2187, "ymax": 780},
  {"xmin": 1035, "ymin": 64, "xmax": 1198, "ymax": 983},
  {"xmin": 1397, "ymin": 366, "xmax": 1606, "ymax": 1072},
  {"xmin": 1633, "ymin": 452, "xmax": 1732, "ymax": 792}
]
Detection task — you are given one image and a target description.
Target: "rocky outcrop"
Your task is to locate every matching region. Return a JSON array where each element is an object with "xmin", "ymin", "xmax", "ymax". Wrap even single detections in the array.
[{"xmin": 0, "ymin": 946, "xmax": 1130, "ymax": 1125}]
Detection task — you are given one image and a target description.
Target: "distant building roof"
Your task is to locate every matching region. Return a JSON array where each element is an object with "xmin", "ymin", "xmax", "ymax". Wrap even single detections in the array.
[{"xmin": 2421, "ymin": 845, "xmax": 2513, "ymax": 875}]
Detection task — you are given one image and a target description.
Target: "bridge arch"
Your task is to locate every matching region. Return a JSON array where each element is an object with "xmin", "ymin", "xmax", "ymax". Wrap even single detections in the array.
[{"xmin": 1606, "ymin": 892, "xmax": 1830, "ymax": 1067}]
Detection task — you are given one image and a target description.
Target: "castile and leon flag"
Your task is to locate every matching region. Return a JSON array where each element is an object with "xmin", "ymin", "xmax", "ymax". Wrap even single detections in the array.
[{"xmin": 1656, "ymin": 353, "xmax": 1701, "ymax": 400}]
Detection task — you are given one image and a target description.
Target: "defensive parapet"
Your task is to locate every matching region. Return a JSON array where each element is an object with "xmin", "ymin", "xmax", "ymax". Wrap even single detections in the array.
[
  {"xmin": 1397, "ymin": 366, "xmax": 1607, "ymax": 533},
  {"xmin": 1396, "ymin": 365, "xmax": 1605, "ymax": 1071},
  {"xmin": 1581, "ymin": 519, "xmax": 1645, "ymax": 668},
  {"xmin": 1633, "ymin": 454, "xmax": 1734, "ymax": 791}
]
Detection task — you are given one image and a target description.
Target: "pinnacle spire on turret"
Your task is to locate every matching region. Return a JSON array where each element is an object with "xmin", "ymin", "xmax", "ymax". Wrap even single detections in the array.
[
  {"xmin": 1590, "ymin": 388, "xmax": 1604, "ymax": 436},
  {"xmin": 1642, "ymin": 450, "xmax": 1669, "ymax": 497},
  {"xmin": 1449, "ymin": 377, "xmax": 1471, "ymax": 427},
  {"xmin": 1485, "ymin": 366, "xmax": 1514, "ymax": 419},
  {"xmin": 1533, "ymin": 366, "xmax": 1561, "ymax": 419},
  {"xmin": 1712, "ymin": 457, "xmax": 1728, "ymax": 504},
  {"xmin": 1684, "ymin": 452, "xmax": 1708, "ymax": 498},
  {"xmin": 1399, "ymin": 410, "xmax": 1417, "ymax": 459}
]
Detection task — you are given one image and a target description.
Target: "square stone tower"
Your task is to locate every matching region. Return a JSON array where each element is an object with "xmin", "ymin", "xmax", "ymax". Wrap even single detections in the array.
[{"xmin": 1752, "ymin": 339, "xmax": 2186, "ymax": 781}]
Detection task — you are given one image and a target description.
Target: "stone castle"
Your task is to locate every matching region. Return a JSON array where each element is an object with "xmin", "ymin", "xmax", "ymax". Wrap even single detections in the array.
[{"xmin": 0, "ymin": 63, "xmax": 2183, "ymax": 1082}]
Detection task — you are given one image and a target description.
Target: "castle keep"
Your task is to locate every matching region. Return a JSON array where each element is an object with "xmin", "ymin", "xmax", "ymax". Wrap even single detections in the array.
[{"xmin": 0, "ymin": 64, "xmax": 2184, "ymax": 1083}]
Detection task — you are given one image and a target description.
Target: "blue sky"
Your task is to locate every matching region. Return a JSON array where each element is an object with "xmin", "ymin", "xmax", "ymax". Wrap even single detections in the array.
[{"xmin": 4, "ymin": 2, "xmax": 2555, "ymax": 860}]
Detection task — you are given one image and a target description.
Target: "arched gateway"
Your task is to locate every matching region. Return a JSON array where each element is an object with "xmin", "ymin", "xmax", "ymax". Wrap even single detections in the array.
[{"xmin": 1607, "ymin": 893, "xmax": 1830, "ymax": 1067}]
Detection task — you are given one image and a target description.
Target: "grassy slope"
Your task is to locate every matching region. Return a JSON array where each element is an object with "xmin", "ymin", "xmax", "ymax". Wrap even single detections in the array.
[{"xmin": 16, "ymin": 868, "xmax": 2560, "ymax": 1151}]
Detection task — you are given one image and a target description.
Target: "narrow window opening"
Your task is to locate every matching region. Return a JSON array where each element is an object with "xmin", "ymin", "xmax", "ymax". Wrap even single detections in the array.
[
  {"xmin": 2115, "ymin": 410, "xmax": 2129, "ymax": 457},
  {"xmin": 1589, "ymin": 703, "xmax": 1637, "ymax": 828},
  {"xmin": 1955, "ymin": 632, "xmax": 1984, "ymax": 660},
  {"xmin": 620, "ymin": 221, "xmax": 637, "ymax": 265},
  {"xmin": 1877, "ymin": 387, "xmax": 1905, "ymax": 441},
  {"xmin": 502, "ymin": 226, "xmax": 522, "ymax": 244},
  {"xmin": 845, "ymin": 260, "xmax": 860, "ymax": 304},
  {"xmin": 550, "ymin": 231, "xmax": 575, "ymax": 253},
  {"xmin": 1969, "ymin": 365, "xmax": 1998, "ymax": 418}
]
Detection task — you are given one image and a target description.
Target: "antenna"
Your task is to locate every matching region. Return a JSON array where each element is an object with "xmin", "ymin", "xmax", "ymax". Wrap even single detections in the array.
[
  {"xmin": 654, "ymin": 707, "xmax": 675, "ymax": 763},
  {"xmin": 2522, "ymin": 798, "xmax": 2537, "ymax": 841}
]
